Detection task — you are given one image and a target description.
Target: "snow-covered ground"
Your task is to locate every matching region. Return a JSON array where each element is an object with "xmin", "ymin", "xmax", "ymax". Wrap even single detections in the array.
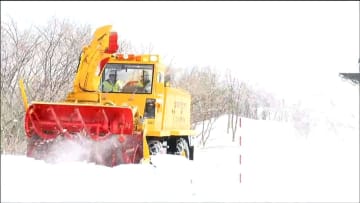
[
  {"xmin": 1, "ymin": 82, "xmax": 359, "ymax": 202},
  {"xmin": 2, "ymin": 118, "xmax": 358, "ymax": 202}
]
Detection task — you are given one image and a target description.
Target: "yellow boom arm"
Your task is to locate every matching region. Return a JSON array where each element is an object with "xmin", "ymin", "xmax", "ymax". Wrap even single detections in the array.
[{"xmin": 72, "ymin": 25, "xmax": 115, "ymax": 93}]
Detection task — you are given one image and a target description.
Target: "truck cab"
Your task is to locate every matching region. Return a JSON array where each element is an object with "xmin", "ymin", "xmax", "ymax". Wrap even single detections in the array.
[{"xmin": 98, "ymin": 54, "xmax": 166, "ymax": 132}]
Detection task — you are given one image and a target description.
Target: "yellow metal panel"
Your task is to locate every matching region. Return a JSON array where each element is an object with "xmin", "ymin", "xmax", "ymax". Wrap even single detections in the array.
[
  {"xmin": 146, "ymin": 130, "xmax": 170, "ymax": 137},
  {"xmin": 66, "ymin": 92, "xmax": 100, "ymax": 103},
  {"xmin": 142, "ymin": 126, "xmax": 150, "ymax": 160},
  {"xmin": 146, "ymin": 129, "xmax": 195, "ymax": 137},
  {"xmin": 162, "ymin": 87, "xmax": 192, "ymax": 132},
  {"xmin": 170, "ymin": 130, "xmax": 196, "ymax": 136}
]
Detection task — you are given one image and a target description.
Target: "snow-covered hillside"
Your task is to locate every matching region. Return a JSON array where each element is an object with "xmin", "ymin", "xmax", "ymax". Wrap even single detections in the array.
[{"xmin": 2, "ymin": 111, "xmax": 358, "ymax": 202}]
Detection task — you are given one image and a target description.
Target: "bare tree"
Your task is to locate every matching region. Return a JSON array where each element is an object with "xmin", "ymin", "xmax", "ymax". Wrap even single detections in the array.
[
  {"xmin": 138, "ymin": 42, "xmax": 155, "ymax": 54},
  {"xmin": 1, "ymin": 17, "xmax": 91, "ymax": 154},
  {"xmin": 118, "ymin": 39, "xmax": 135, "ymax": 53},
  {"xmin": 1, "ymin": 18, "xmax": 42, "ymax": 154},
  {"xmin": 28, "ymin": 17, "xmax": 91, "ymax": 102},
  {"xmin": 224, "ymin": 70, "xmax": 243, "ymax": 142},
  {"xmin": 172, "ymin": 66, "xmax": 226, "ymax": 146}
]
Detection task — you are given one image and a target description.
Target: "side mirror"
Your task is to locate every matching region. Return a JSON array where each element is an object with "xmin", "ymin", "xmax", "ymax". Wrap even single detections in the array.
[{"xmin": 164, "ymin": 75, "xmax": 171, "ymax": 87}]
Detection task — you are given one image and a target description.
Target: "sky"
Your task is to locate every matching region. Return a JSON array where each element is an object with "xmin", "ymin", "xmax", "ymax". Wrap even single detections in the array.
[
  {"xmin": 1, "ymin": 1, "xmax": 359, "ymax": 99},
  {"xmin": 1, "ymin": 113, "xmax": 359, "ymax": 202}
]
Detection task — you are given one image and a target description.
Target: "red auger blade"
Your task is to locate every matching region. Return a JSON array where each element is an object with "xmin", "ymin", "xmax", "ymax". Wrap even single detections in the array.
[{"xmin": 25, "ymin": 103, "xmax": 134, "ymax": 141}]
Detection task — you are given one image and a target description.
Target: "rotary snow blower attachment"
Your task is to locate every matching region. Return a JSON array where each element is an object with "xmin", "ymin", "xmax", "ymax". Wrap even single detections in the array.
[
  {"xmin": 20, "ymin": 25, "xmax": 195, "ymax": 167},
  {"xmin": 24, "ymin": 103, "xmax": 138, "ymax": 166}
]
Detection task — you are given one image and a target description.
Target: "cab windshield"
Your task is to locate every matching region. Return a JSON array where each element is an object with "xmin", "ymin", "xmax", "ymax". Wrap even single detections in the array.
[{"xmin": 100, "ymin": 63, "xmax": 153, "ymax": 94}]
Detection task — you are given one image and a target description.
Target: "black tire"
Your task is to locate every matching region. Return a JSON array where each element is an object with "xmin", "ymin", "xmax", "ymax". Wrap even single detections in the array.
[
  {"xmin": 175, "ymin": 138, "xmax": 190, "ymax": 160},
  {"xmin": 148, "ymin": 140, "xmax": 163, "ymax": 156}
]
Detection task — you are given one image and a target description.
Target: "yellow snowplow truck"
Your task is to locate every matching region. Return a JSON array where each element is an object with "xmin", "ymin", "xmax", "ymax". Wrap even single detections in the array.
[{"xmin": 20, "ymin": 25, "xmax": 195, "ymax": 167}]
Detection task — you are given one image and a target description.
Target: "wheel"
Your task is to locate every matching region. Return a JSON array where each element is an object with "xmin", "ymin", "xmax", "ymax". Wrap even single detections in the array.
[
  {"xmin": 148, "ymin": 140, "xmax": 163, "ymax": 155},
  {"xmin": 175, "ymin": 138, "xmax": 190, "ymax": 160}
]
